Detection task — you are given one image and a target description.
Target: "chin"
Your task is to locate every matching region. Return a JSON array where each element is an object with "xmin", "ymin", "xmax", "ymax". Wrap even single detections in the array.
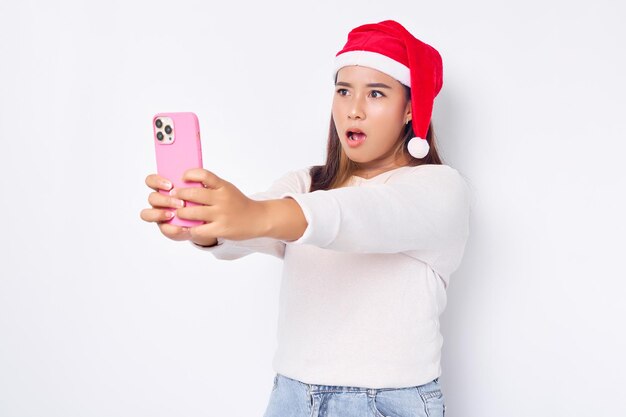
[{"xmin": 341, "ymin": 146, "xmax": 367, "ymax": 160}]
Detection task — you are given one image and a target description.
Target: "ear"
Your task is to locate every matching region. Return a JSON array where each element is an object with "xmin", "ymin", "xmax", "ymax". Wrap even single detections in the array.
[{"xmin": 404, "ymin": 99, "xmax": 412, "ymax": 122}]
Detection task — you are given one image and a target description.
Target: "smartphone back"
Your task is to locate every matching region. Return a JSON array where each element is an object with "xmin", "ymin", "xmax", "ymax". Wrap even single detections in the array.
[{"xmin": 153, "ymin": 112, "xmax": 204, "ymax": 227}]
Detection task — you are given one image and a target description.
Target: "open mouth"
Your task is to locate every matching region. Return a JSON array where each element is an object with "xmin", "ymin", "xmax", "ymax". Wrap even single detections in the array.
[{"xmin": 347, "ymin": 130, "xmax": 367, "ymax": 141}]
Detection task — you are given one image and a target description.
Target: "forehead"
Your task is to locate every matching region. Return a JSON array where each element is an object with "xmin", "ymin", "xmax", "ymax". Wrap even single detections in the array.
[{"xmin": 336, "ymin": 65, "xmax": 401, "ymax": 87}]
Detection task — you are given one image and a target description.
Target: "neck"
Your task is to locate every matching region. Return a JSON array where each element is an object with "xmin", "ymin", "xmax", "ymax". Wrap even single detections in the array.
[{"xmin": 353, "ymin": 156, "xmax": 411, "ymax": 179}]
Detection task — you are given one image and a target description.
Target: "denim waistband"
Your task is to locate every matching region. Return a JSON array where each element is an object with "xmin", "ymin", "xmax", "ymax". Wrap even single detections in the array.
[{"xmin": 277, "ymin": 373, "xmax": 439, "ymax": 395}]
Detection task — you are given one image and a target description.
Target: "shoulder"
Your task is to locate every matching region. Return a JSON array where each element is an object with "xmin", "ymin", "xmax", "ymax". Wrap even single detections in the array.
[
  {"xmin": 395, "ymin": 164, "xmax": 466, "ymax": 183},
  {"xmin": 284, "ymin": 165, "xmax": 313, "ymax": 183},
  {"xmin": 270, "ymin": 165, "xmax": 313, "ymax": 193},
  {"xmin": 393, "ymin": 164, "xmax": 472, "ymax": 201}
]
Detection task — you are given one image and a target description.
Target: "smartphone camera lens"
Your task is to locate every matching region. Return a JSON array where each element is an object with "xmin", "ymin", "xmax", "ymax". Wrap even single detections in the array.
[
  {"xmin": 164, "ymin": 125, "xmax": 172, "ymax": 134},
  {"xmin": 155, "ymin": 119, "xmax": 163, "ymax": 128},
  {"xmin": 157, "ymin": 131, "xmax": 164, "ymax": 141}
]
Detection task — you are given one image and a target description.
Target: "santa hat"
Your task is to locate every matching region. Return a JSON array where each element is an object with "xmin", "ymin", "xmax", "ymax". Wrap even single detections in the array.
[{"xmin": 333, "ymin": 20, "xmax": 443, "ymax": 159}]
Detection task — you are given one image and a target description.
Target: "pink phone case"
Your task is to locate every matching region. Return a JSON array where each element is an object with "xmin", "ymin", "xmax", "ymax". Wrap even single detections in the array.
[{"xmin": 153, "ymin": 112, "xmax": 204, "ymax": 227}]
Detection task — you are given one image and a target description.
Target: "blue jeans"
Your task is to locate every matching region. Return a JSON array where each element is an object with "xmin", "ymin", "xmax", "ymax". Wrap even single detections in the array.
[{"xmin": 263, "ymin": 373, "xmax": 446, "ymax": 417}]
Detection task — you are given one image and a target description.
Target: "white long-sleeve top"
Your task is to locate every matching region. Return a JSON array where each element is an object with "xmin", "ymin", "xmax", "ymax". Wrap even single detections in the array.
[{"xmin": 190, "ymin": 164, "xmax": 472, "ymax": 388}]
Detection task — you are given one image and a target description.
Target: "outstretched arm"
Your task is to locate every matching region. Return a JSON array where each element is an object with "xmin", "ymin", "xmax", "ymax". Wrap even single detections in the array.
[
  {"xmin": 263, "ymin": 165, "xmax": 471, "ymax": 255},
  {"xmin": 175, "ymin": 165, "xmax": 469, "ymax": 260}
]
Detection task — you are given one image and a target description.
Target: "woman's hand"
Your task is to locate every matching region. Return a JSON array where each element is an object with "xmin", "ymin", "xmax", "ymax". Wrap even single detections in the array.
[
  {"xmin": 172, "ymin": 168, "xmax": 268, "ymax": 242},
  {"xmin": 140, "ymin": 172, "xmax": 218, "ymax": 246},
  {"xmin": 164, "ymin": 168, "xmax": 268, "ymax": 243},
  {"xmin": 141, "ymin": 168, "xmax": 307, "ymax": 246}
]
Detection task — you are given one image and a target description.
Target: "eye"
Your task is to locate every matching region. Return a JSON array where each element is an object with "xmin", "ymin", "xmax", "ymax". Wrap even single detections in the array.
[
  {"xmin": 371, "ymin": 90, "xmax": 385, "ymax": 98},
  {"xmin": 336, "ymin": 88, "xmax": 348, "ymax": 96}
]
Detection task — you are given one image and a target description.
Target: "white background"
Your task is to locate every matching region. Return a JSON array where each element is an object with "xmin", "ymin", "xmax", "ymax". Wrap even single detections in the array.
[{"xmin": 1, "ymin": 0, "xmax": 625, "ymax": 416}]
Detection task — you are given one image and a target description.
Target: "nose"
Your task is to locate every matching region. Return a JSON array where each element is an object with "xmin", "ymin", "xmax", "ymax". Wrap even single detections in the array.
[{"xmin": 348, "ymin": 93, "xmax": 365, "ymax": 120}]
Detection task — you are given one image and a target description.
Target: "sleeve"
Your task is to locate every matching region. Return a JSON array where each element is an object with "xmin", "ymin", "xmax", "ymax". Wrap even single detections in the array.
[
  {"xmin": 277, "ymin": 165, "xmax": 471, "ymax": 257},
  {"xmin": 188, "ymin": 167, "xmax": 311, "ymax": 260}
]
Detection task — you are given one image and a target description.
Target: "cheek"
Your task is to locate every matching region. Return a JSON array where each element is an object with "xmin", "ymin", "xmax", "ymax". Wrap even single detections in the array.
[
  {"xmin": 368, "ymin": 109, "xmax": 404, "ymax": 141},
  {"xmin": 331, "ymin": 107, "xmax": 342, "ymax": 133},
  {"xmin": 370, "ymin": 101, "xmax": 404, "ymax": 119},
  {"xmin": 331, "ymin": 99, "xmax": 344, "ymax": 117}
]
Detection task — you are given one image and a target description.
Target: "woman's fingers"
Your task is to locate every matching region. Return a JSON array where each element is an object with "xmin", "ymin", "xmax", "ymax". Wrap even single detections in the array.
[
  {"xmin": 182, "ymin": 168, "xmax": 224, "ymax": 190},
  {"xmin": 157, "ymin": 223, "xmax": 192, "ymax": 241},
  {"xmin": 139, "ymin": 208, "xmax": 189, "ymax": 238},
  {"xmin": 139, "ymin": 208, "xmax": 192, "ymax": 241},
  {"xmin": 148, "ymin": 190, "xmax": 186, "ymax": 209},
  {"xmin": 140, "ymin": 207, "xmax": 176, "ymax": 223},
  {"xmin": 142, "ymin": 173, "xmax": 198, "ymax": 242},
  {"xmin": 187, "ymin": 226, "xmax": 219, "ymax": 247},
  {"xmin": 170, "ymin": 186, "xmax": 213, "ymax": 205},
  {"xmin": 176, "ymin": 204, "xmax": 215, "ymax": 222},
  {"xmin": 145, "ymin": 173, "xmax": 173, "ymax": 192}
]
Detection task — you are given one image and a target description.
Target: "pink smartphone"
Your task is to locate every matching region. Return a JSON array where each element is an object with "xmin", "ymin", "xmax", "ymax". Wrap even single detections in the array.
[{"xmin": 152, "ymin": 112, "xmax": 204, "ymax": 227}]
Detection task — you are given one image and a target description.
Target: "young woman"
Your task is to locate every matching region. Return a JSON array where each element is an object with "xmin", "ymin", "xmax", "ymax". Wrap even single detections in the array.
[{"xmin": 141, "ymin": 20, "xmax": 470, "ymax": 417}]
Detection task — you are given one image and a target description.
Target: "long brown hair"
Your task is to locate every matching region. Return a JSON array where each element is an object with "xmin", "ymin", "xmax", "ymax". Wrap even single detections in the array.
[{"xmin": 309, "ymin": 83, "xmax": 444, "ymax": 192}]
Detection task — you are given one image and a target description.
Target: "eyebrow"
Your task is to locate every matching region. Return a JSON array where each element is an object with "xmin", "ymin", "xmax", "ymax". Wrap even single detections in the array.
[{"xmin": 335, "ymin": 81, "xmax": 393, "ymax": 89}]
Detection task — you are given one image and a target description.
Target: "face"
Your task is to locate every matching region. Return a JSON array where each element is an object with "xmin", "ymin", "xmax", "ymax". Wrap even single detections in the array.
[{"xmin": 332, "ymin": 65, "xmax": 411, "ymax": 173}]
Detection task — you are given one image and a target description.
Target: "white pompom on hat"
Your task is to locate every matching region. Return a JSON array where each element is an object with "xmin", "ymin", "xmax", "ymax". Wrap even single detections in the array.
[{"xmin": 333, "ymin": 20, "xmax": 443, "ymax": 159}]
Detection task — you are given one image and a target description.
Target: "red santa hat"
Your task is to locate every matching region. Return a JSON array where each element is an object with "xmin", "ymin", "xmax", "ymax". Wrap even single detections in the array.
[{"xmin": 334, "ymin": 20, "xmax": 443, "ymax": 159}]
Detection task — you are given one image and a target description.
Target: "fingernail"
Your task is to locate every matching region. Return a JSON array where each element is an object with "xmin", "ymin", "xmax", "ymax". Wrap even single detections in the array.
[
  {"xmin": 169, "ymin": 189, "xmax": 177, "ymax": 197},
  {"xmin": 165, "ymin": 211, "xmax": 174, "ymax": 217},
  {"xmin": 163, "ymin": 181, "xmax": 172, "ymax": 190},
  {"xmin": 174, "ymin": 199, "xmax": 185, "ymax": 207}
]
